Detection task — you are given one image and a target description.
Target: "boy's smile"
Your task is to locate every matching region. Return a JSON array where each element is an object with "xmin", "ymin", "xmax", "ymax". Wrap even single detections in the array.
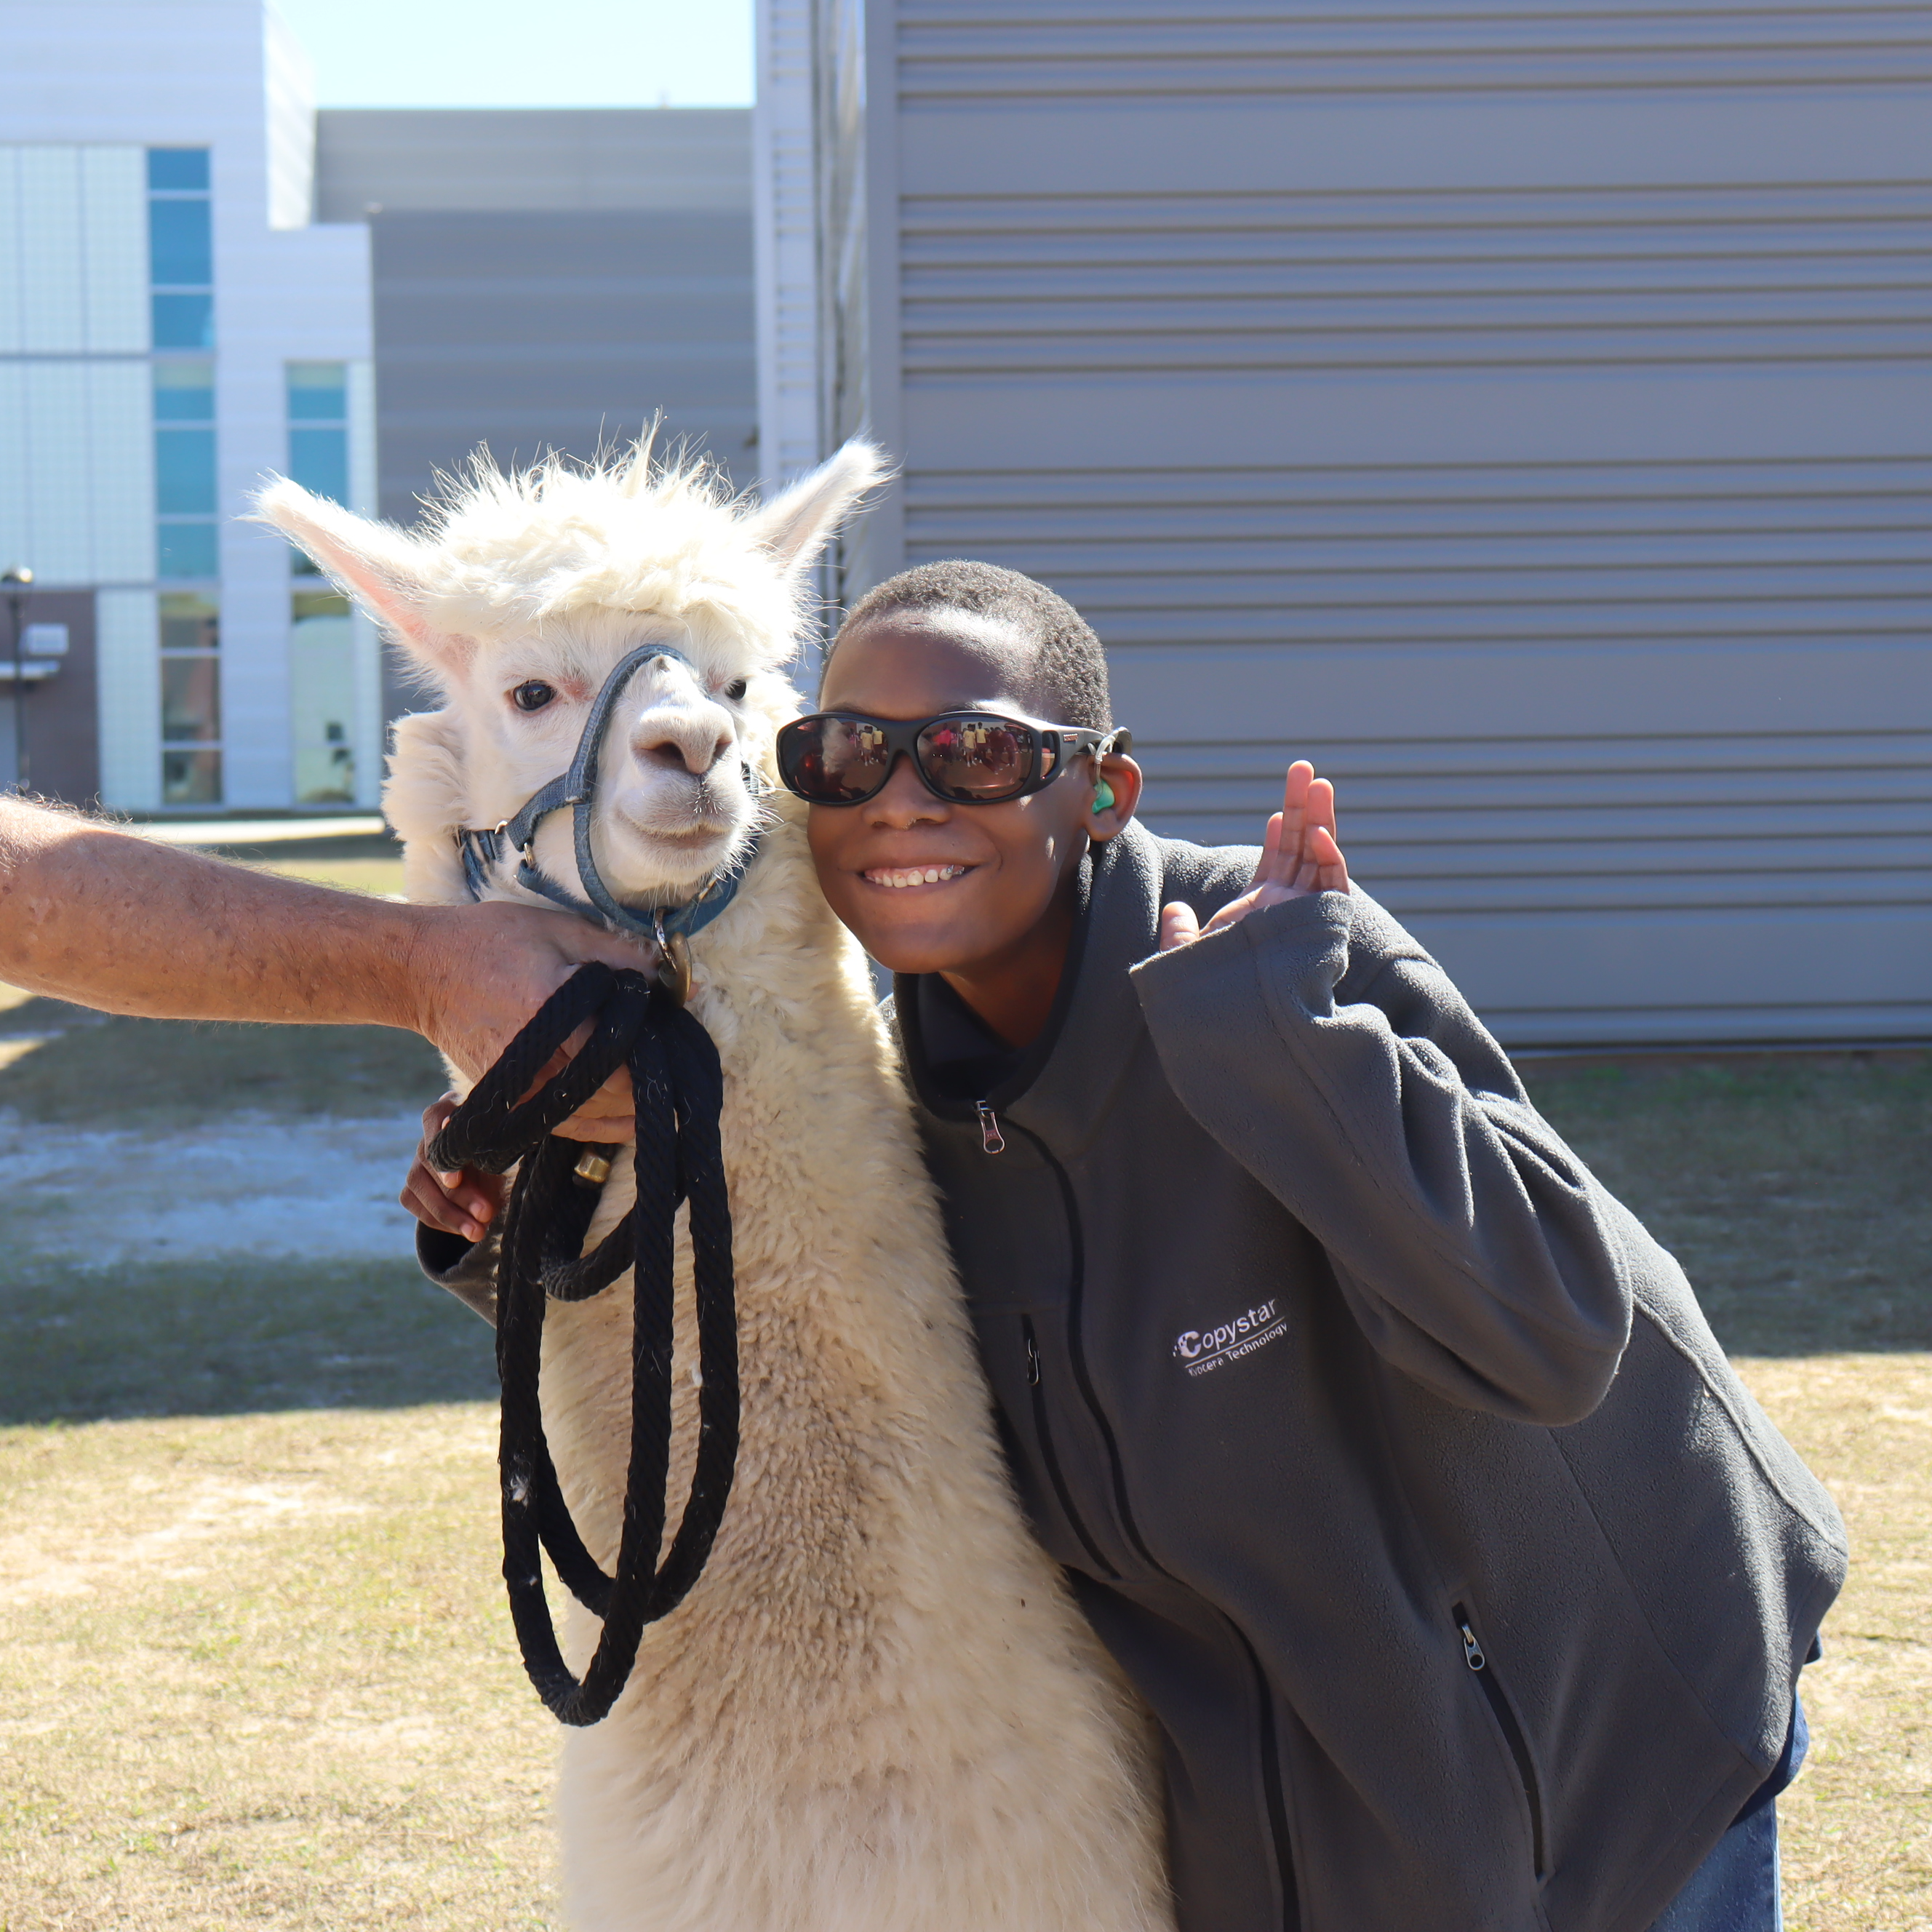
[{"xmin": 807, "ymin": 610, "xmax": 1141, "ymax": 1046}]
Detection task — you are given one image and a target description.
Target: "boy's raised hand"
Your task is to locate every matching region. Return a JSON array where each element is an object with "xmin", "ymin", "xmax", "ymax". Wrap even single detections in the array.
[{"xmin": 1160, "ymin": 759, "xmax": 1349, "ymax": 951}]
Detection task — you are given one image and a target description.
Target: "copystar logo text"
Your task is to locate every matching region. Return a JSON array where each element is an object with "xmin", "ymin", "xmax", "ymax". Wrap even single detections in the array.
[{"xmin": 1172, "ymin": 1300, "xmax": 1286, "ymax": 1377}]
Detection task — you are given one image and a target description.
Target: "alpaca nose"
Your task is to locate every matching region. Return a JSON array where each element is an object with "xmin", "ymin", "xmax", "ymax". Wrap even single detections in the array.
[{"xmin": 632, "ymin": 705, "xmax": 734, "ymax": 778}]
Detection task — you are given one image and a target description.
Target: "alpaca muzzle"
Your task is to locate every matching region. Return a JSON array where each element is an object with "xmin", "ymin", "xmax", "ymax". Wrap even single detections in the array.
[{"xmin": 455, "ymin": 641, "xmax": 765, "ymax": 988}]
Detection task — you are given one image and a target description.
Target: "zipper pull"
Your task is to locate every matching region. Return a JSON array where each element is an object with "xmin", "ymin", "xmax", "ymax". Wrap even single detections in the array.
[
  {"xmin": 1024, "ymin": 1328, "xmax": 1042, "ymax": 1387},
  {"xmin": 976, "ymin": 1100, "xmax": 1006, "ymax": 1154},
  {"xmin": 1460, "ymin": 1620, "xmax": 1486, "ymax": 1672}
]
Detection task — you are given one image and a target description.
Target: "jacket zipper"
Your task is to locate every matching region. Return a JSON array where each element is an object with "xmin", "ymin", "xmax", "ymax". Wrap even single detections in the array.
[
  {"xmin": 1455, "ymin": 1604, "xmax": 1547, "ymax": 1877},
  {"xmin": 1006, "ymin": 1116, "xmax": 1299, "ymax": 1932},
  {"xmin": 975, "ymin": 1099, "xmax": 1005, "ymax": 1154},
  {"xmin": 1021, "ymin": 1315, "xmax": 1119, "ymax": 1580}
]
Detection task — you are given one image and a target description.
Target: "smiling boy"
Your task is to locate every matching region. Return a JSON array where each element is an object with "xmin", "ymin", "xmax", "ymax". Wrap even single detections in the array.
[{"xmin": 411, "ymin": 561, "xmax": 1843, "ymax": 1932}]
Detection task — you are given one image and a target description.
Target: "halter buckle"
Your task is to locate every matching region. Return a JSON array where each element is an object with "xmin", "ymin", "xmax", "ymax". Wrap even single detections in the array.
[{"xmin": 653, "ymin": 910, "xmax": 692, "ymax": 1007}]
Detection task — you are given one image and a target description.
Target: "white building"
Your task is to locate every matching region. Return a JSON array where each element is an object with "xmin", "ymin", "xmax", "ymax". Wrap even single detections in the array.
[{"xmin": 0, "ymin": 0, "xmax": 379, "ymax": 811}]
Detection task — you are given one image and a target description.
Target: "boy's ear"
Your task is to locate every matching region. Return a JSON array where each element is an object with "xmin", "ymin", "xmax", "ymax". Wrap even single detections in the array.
[
  {"xmin": 250, "ymin": 480, "xmax": 474, "ymax": 682},
  {"xmin": 1087, "ymin": 751, "xmax": 1143, "ymax": 845},
  {"xmin": 745, "ymin": 439, "xmax": 890, "ymax": 578}
]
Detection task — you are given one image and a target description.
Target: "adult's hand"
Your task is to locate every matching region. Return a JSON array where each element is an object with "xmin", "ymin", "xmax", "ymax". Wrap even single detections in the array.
[
  {"xmin": 403, "ymin": 899, "xmax": 643, "ymax": 1142},
  {"xmin": 1159, "ymin": 760, "xmax": 1349, "ymax": 951},
  {"xmin": 0, "ymin": 798, "xmax": 640, "ymax": 1140}
]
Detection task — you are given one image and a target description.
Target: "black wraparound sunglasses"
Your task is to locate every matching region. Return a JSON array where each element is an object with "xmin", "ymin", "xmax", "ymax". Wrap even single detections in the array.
[{"xmin": 775, "ymin": 710, "xmax": 1132, "ymax": 807}]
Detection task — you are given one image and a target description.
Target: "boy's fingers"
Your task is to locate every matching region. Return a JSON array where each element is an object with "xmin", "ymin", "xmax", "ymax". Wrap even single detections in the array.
[
  {"xmin": 1272, "ymin": 762, "xmax": 1316, "ymax": 877},
  {"xmin": 1308, "ymin": 826, "xmax": 1351, "ymax": 893},
  {"xmin": 1261, "ymin": 810, "xmax": 1284, "ymax": 861},
  {"xmin": 1307, "ymin": 775, "xmax": 1338, "ymax": 843},
  {"xmin": 402, "ymin": 1167, "xmax": 479, "ymax": 1240},
  {"xmin": 1159, "ymin": 901, "xmax": 1201, "ymax": 951}
]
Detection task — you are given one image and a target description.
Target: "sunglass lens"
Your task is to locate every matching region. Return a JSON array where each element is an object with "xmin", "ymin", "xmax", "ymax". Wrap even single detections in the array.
[
  {"xmin": 917, "ymin": 717, "xmax": 1035, "ymax": 801},
  {"xmin": 781, "ymin": 717, "xmax": 893, "ymax": 802}
]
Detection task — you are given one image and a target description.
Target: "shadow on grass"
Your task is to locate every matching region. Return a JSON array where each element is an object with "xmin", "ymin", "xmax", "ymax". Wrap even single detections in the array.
[
  {"xmin": 0, "ymin": 1010, "xmax": 446, "ymax": 1127},
  {"xmin": 4, "ymin": 1026, "xmax": 1923, "ymax": 1424},
  {"xmin": 0, "ymin": 1255, "xmax": 497, "ymax": 1425},
  {"xmin": 1522, "ymin": 1050, "xmax": 1932, "ymax": 1358}
]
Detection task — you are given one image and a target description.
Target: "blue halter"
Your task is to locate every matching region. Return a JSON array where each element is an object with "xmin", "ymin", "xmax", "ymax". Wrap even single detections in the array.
[{"xmin": 455, "ymin": 642, "xmax": 763, "ymax": 949}]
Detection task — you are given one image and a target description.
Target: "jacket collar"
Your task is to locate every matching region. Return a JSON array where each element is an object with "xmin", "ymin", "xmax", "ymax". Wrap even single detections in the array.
[{"xmin": 896, "ymin": 820, "xmax": 1167, "ymax": 1157}]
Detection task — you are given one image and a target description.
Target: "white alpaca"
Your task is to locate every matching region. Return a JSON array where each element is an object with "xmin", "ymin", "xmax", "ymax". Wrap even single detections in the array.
[{"xmin": 255, "ymin": 444, "xmax": 1172, "ymax": 1932}]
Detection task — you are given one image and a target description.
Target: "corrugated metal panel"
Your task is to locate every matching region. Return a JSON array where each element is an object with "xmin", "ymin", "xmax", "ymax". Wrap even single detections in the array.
[
  {"xmin": 314, "ymin": 111, "xmax": 757, "ymax": 524},
  {"xmin": 313, "ymin": 109, "xmax": 753, "ymax": 218},
  {"xmin": 831, "ymin": 0, "xmax": 1932, "ymax": 1046},
  {"xmin": 756, "ymin": 0, "xmax": 829, "ymax": 491}
]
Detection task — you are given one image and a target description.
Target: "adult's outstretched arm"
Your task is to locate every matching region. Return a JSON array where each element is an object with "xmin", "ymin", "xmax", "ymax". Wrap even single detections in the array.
[{"xmin": 0, "ymin": 798, "xmax": 640, "ymax": 1136}]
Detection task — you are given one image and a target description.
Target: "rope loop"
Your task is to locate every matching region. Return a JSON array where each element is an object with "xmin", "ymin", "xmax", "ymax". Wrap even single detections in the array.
[{"xmin": 427, "ymin": 964, "xmax": 739, "ymax": 1727}]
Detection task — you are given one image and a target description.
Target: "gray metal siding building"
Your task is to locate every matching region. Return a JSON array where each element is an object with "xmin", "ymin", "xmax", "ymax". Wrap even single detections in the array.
[
  {"xmin": 760, "ymin": 1, "xmax": 1932, "ymax": 1047},
  {"xmin": 314, "ymin": 108, "xmax": 757, "ymax": 529}
]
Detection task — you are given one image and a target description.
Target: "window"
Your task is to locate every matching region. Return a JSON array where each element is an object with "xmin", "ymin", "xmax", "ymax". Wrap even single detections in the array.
[
  {"xmin": 153, "ymin": 362, "xmax": 217, "ymax": 581},
  {"xmin": 148, "ymin": 199, "xmax": 212, "ymax": 287},
  {"xmin": 148, "ymin": 148, "xmax": 212, "ymax": 351},
  {"xmin": 159, "ymin": 592, "xmax": 220, "ymax": 805},
  {"xmin": 286, "ymin": 365, "xmax": 349, "ymax": 575},
  {"xmin": 287, "ymin": 362, "xmax": 359, "ymax": 802},
  {"xmin": 287, "ymin": 363, "xmax": 348, "ymax": 422},
  {"xmin": 152, "ymin": 295, "xmax": 213, "ymax": 351},
  {"xmin": 147, "ymin": 149, "xmax": 209, "ymax": 192},
  {"xmin": 290, "ymin": 591, "xmax": 357, "ymax": 803},
  {"xmin": 154, "ymin": 428, "xmax": 215, "ymax": 514},
  {"xmin": 153, "ymin": 359, "xmax": 214, "ymax": 420},
  {"xmin": 147, "ymin": 155, "xmax": 217, "ymax": 806}
]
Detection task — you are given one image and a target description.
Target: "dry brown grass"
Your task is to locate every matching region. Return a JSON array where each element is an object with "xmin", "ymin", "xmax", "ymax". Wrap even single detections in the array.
[
  {"xmin": 0, "ymin": 1404, "xmax": 559, "ymax": 1932},
  {"xmin": 0, "ymin": 1029, "xmax": 1923, "ymax": 1928},
  {"xmin": 1522, "ymin": 1053, "xmax": 1932, "ymax": 1930},
  {"xmin": 1742, "ymin": 1356, "xmax": 1932, "ymax": 1931}
]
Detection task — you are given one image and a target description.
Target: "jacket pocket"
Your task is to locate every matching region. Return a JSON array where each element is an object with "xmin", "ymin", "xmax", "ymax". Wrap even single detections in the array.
[
  {"xmin": 1455, "ymin": 1602, "xmax": 1547, "ymax": 1878},
  {"xmin": 1021, "ymin": 1314, "xmax": 1119, "ymax": 1580}
]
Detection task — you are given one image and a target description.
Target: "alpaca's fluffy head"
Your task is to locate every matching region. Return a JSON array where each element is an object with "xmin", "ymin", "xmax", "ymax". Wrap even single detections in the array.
[{"xmin": 253, "ymin": 438, "xmax": 885, "ymax": 905}]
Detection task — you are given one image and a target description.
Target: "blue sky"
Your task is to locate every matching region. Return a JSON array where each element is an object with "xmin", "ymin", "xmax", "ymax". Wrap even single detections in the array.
[{"xmin": 274, "ymin": 0, "xmax": 753, "ymax": 108}]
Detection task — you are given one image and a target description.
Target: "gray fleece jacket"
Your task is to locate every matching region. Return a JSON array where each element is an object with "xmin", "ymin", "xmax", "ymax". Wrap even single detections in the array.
[{"xmin": 892, "ymin": 821, "xmax": 1845, "ymax": 1932}]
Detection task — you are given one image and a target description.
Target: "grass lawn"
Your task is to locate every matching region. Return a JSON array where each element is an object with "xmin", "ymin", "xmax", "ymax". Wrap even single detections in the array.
[
  {"xmin": 1522, "ymin": 1052, "xmax": 1932, "ymax": 1931},
  {"xmin": 202, "ymin": 829, "xmax": 410, "ymax": 903},
  {"xmin": 0, "ymin": 1008, "xmax": 1923, "ymax": 1928}
]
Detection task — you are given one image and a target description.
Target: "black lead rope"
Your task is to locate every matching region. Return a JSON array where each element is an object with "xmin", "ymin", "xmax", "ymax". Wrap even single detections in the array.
[{"xmin": 425, "ymin": 962, "xmax": 739, "ymax": 1727}]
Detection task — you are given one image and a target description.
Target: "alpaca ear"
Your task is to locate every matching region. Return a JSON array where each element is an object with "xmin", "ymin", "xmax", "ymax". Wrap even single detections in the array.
[
  {"xmin": 746, "ymin": 439, "xmax": 890, "ymax": 577},
  {"xmin": 250, "ymin": 479, "xmax": 472, "ymax": 679}
]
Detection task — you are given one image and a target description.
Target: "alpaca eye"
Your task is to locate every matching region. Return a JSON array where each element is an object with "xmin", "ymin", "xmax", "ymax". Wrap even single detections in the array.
[
  {"xmin": 723, "ymin": 678, "xmax": 749, "ymax": 702},
  {"xmin": 512, "ymin": 681, "xmax": 556, "ymax": 713}
]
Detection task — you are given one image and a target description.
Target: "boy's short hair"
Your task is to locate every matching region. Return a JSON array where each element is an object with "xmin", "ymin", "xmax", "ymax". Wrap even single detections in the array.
[{"xmin": 833, "ymin": 559, "xmax": 1113, "ymax": 730}]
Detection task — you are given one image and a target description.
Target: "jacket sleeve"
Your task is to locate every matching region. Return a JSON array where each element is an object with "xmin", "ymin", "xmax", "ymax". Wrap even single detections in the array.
[
  {"xmin": 1130, "ymin": 888, "xmax": 1634, "ymax": 1425},
  {"xmin": 417, "ymin": 1221, "xmax": 500, "ymax": 1326}
]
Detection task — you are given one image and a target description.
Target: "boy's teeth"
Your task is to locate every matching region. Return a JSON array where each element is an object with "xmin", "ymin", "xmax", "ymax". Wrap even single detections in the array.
[{"xmin": 870, "ymin": 864, "xmax": 966, "ymax": 889}]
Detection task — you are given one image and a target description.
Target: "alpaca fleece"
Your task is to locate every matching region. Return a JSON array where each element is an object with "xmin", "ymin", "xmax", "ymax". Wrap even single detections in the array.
[{"xmin": 255, "ymin": 442, "xmax": 1173, "ymax": 1932}]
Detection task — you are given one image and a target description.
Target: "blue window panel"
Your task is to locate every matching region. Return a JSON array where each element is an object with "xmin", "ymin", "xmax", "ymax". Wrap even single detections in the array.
[
  {"xmin": 155, "ymin": 428, "xmax": 217, "ymax": 514},
  {"xmin": 289, "ymin": 426, "xmax": 349, "ymax": 506},
  {"xmin": 287, "ymin": 362, "xmax": 348, "ymax": 421},
  {"xmin": 147, "ymin": 148, "xmax": 210, "ymax": 192},
  {"xmin": 152, "ymin": 292, "xmax": 213, "ymax": 350},
  {"xmin": 157, "ymin": 522, "xmax": 219, "ymax": 580},
  {"xmin": 149, "ymin": 197, "xmax": 212, "ymax": 287},
  {"xmin": 153, "ymin": 362, "xmax": 214, "ymax": 422}
]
